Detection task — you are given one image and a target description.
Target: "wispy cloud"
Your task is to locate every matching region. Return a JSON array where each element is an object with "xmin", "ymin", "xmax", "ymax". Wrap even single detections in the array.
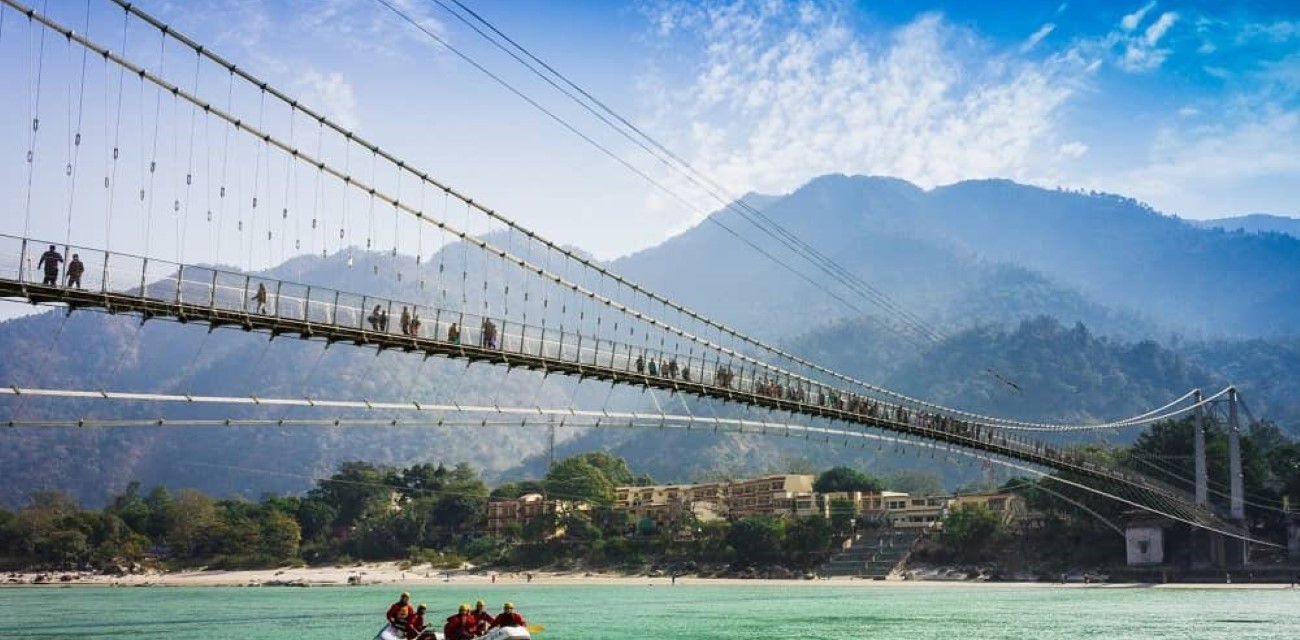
[
  {"xmin": 1104, "ymin": 51, "xmax": 1300, "ymax": 216},
  {"xmin": 1121, "ymin": 1, "xmax": 1157, "ymax": 32},
  {"xmin": 1118, "ymin": 107, "xmax": 1300, "ymax": 216},
  {"xmin": 1058, "ymin": 141, "xmax": 1088, "ymax": 158},
  {"xmin": 296, "ymin": 0, "xmax": 449, "ymax": 58},
  {"xmin": 1237, "ymin": 20, "xmax": 1300, "ymax": 45},
  {"xmin": 294, "ymin": 71, "xmax": 359, "ymax": 130},
  {"xmin": 1116, "ymin": 9, "xmax": 1179, "ymax": 72},
  {"xmin": 641, "ymin": 1, "xmax": 1089, "ymax": 215},
  {"xmin": 1022, "ymin": 23, "xmax": 1057, "ymax": 53}
]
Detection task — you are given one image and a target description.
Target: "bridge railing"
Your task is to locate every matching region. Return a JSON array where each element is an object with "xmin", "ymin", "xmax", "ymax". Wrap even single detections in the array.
[{"xmin": 0, "ymin": 234, "xmax": 743, "ymax": 388}]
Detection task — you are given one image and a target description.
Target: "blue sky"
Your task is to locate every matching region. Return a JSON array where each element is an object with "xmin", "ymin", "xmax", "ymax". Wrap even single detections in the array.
[{"xmin": 1, "ymin": 0, "xmax": 1297, "ymax": 271}]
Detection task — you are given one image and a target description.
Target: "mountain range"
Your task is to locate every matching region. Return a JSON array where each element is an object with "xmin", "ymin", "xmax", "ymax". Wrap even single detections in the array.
[{"xmin": 2, "ymin": 174, "xmax": 1299, "ymax": 506}]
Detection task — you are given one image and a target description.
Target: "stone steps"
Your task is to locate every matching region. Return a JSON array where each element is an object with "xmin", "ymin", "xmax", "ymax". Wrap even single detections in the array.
[{"xmin": 819, "ymin": 530, "xmax": 921, "ymax": 578}]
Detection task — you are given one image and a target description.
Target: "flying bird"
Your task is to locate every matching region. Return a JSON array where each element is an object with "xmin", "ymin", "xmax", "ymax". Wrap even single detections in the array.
[{"xmin": 986, "ymin": 368, "xmax": 1023, "ymax": 393}]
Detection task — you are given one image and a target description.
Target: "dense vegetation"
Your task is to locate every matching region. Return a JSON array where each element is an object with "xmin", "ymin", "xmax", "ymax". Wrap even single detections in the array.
[{"xmin": 5, "ymin": 415, "xmax": 1297, "ymax": 575}]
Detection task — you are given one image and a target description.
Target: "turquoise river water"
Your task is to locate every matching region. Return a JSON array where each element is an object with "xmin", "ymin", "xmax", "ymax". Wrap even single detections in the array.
[{"xmin": 2, "ymin": 583, "xmax": 1298, "ymax": 639}]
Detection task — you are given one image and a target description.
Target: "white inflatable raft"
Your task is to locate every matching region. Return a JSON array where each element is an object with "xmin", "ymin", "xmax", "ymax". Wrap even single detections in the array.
[{"xmin": 372, "ymin": 625, "xmax": 531, "ymax": 640}]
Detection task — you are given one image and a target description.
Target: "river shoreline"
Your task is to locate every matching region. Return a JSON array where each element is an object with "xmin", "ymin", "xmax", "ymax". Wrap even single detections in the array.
[{"xmin": 3, "ymin": 562, "xmax": 1295, "ymax": 589}]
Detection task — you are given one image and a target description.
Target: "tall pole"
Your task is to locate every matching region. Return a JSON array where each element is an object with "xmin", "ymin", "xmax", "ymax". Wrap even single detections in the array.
[
  {"xmin": 1194, "ymin": 389, "xmax": 1208, "ymax": 507},
  {"xmin": 1228, "ymin": 387, "xmax": 1244, "ymax": 522}
]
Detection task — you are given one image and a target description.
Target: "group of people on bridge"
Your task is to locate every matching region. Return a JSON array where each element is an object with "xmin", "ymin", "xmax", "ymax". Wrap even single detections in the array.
[
  {"xmin": 385, "ymin": 592, "xmax": 526, "ymax": 640},
  {"xmin": 34, "ymin": 245, "xmax": 84, "ymax": 289}
]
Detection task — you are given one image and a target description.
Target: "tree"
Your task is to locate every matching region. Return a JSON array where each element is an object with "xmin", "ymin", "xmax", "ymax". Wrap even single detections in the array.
[
  {"xmin": 544, "ymin": 457, "xmax": 615, "ymax": 504},
  {"xmin": 726, "ymin": 515, "xmax": 785, "ymax": 564},
  {"xmin": 569, "ymin": 453, "xmax": 636, "ymax": 486},
  {"xmin": 814, "ymin": 466, "xmax": 884, "ymax": 493},
  {"xmin": 143, "ymin": 486, "xmax": 173, "ymax": 540},
  {"xmin": 432, "ymin": 493, "xmax": 486, "ymax": 537},
  {"xmin": 559, "ymin": 510, "xmax": 601, "ymax": 541},
  {"xmin": 943, "ymin": 503, "xmax": 1004, "ymax": 561},
  {"xmin": 784, "ymin": 516, "xmax": 832, "ymax": 561},
  {"xmin": 17, "ymin": 490, "xmax": 89, "ymax": 565},
  {"xmin": 295, "ymin": 498, "xmax": 338, "ymax": 542},
  {"xmin": 1269, "ymin": 442, "xmax": 1300, "ymax": 507},
  {"xmin": 260, "ymin": 509, "xmax": 301, "ymax": 561},
  {"xmin": 827, "ymin": 498, "xmax": 856, "ymax": 535},
  {"xmin": 107, "ymin": 482, "xmax": 150, "ymax": 535},
  {"xmin": 401, "ymin": 463, "xmax": 448, "ymax": 498},
  {"xmin": 167, "ymin": 489, "xmax": 217, "ymax": 558},
  {"xmin": 308, "ymin": 462, "xmax": 394, "ymax": 528}
]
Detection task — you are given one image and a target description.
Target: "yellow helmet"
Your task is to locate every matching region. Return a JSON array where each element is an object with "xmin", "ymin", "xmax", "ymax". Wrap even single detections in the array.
[
  {"xmin": 400, "ymin": 592, "xmax": 411, "ymax": 598},
  {"xmin": 417, "ymin": 604, "xmax": 427, "ymax": 611},
  {"xmin": 475, "ymin": 600, "xmax": 486, "ymax": 607},
  {"xmin": 459, "ymin": 604, "xmax": 470, "ymax": 612},
  {"xmin": 503, "ymin": 602, "xmax": 514, "ymax": 609}
]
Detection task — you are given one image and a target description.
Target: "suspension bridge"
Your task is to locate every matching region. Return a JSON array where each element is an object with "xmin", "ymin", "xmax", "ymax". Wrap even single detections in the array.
[{"xmin": 0, "ymin": 0, "xmax": 1281, "ymax": 558}]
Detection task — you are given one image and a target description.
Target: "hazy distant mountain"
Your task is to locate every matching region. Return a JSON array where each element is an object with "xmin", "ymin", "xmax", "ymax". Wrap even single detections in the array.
[
  {"xmin": 612, "ymin": 176, "xmax": 1161, "ymax": 343},
  {"xmin": 1194, "ymin": 214, "xmax": 1300, "ymax": 239},
  {"xmin": 615, "ymin": 175, "xmax": 1300, "ymax": 339}
]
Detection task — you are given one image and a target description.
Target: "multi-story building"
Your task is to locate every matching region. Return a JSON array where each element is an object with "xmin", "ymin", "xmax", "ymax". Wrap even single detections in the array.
[
  {"xmin": 485, "ymin": 493, "xmax": 589, "ymax": 539},
  {"xmin": 889, "ymin": 494, "xmax": 948, "ymax": 529},
  {"xmin": 613, "ymin": 482, "xmax": 725, "ymax": 531},
  {"xmin": 855, "ymin": 490, "xmax": 910, "ymax": 524},
  {"xmin": 611, "ymin": 474, "xmax": 814, "ymax": 524},
  {"xmin": 723, "ymin": 474, "xmax": 816, "ymax": 519}
]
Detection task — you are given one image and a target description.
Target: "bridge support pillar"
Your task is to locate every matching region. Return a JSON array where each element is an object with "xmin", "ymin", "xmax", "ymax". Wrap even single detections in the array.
[
  {"xmin": 1193, "ymin": 389, "xmax": 1207, "ymax": 507},
  {"xmin": 1227, "ymin": 388, "xmax": 1245, "ymax": 522}
]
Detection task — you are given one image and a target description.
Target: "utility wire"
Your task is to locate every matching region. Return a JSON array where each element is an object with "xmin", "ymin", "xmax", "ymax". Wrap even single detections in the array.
[{"xmin": 427, "ymin": 0, "xmax": 944, "ymax": 345}]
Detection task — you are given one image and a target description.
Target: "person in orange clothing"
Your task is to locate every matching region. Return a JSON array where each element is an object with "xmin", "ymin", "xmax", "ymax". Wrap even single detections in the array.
[
  {"xmin": 386, "ymin": 592, "xmax": 415, "ymax": 627},
  {"xmin": 469, "ymin": 600, "xmax": 493, "ymax": 635},
  {"xmin": 406, "ymin": 604, "xmax": 430, "ymax": 639},
  {"xmin": 444, "ymin": 603, "xmax": 478, "ymax": 640},
  {"xmin": 491, "ymin": 602, "xmax": 526, "ymax": 628}
]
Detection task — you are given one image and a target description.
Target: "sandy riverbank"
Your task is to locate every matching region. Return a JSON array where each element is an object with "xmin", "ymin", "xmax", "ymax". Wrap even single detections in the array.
[{"xmin": 3, "ymin": 563, "xmax": 1295, "ymax": 589}]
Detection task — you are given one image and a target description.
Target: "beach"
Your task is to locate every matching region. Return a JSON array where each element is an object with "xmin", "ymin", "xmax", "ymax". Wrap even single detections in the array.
[{"xmin": 3, "ymin": 562, "xmax": 1293, "ymax": 589}]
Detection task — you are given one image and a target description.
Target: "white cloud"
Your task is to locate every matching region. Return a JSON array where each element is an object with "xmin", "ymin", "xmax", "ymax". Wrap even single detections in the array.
[
  {"xmin": 1078, "ymin": 3, "xmax": 1181, "ymax": 73},
  {"xmin": 1177, "ymin": 106, "xmax": 1199, "ymax": 117},
  {"xmin": 1144, "ymin": 12, "xmax": 1178, "ymax": 45},
  {"xmin": 1058, "ymin": 141, "xmax": 1088, "ymax": 158},
  {"xmin": 1204, "ymin": 66, "xmax": 1231, "ymax": 80},
  {"xmin": 1022, "ymin": 23, "xmax": 1057, "ymax": 53},
  {"xmin": 1116, "ymin": 106, "xmax": 1300, "ymax": 217},
  {"xmin": 294, "ymin": 71, "xmax": 359, "ymax": 130},
  {"xmin": 641, "ymin": 2, "xmax": 1089, "ymax": 216},
  {"xmin": 1121, "ymin": 1, "xmax": 1157, "ymax": 32},
  {"xmin": 1237, "ymin": 20, "xmax": 1300, "ymax": 44},
  {"xmin": 295, "ymin": 0, "xmax": 449, "ymax": 57}
]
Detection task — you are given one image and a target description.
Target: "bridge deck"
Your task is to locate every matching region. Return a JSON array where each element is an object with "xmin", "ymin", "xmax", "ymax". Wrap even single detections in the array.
[{"xmin": 0, "ymin": 234, "xmax": 1229, "ymax": 531}]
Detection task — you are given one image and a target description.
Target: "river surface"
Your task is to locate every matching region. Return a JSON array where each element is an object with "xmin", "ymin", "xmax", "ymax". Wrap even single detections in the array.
[{"xmin": 2, "ymin": 583, "xmax": 1298, "ymax": 639}]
